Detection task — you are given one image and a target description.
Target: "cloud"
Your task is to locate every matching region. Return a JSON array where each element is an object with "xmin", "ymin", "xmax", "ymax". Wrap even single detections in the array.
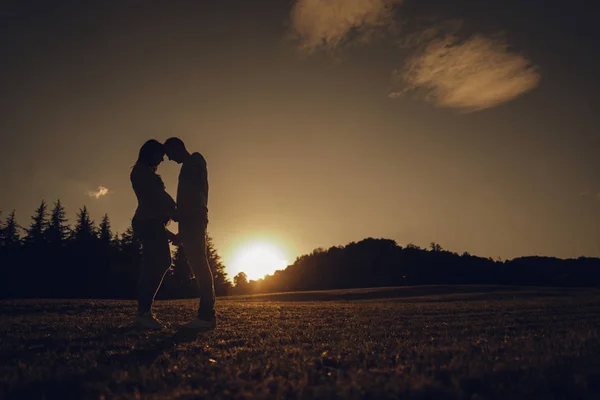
[
  {"xmin": 578, "ymin": 189, "xmax": 600, "ymax": 201},
  {"xmin": 286, "ymin": 2, "xmax": 541, "ymax": 111},
  {"xmin": 87, "ymin": 186, "xmax": 110, "ymax": 199},
  {"xmin": 390, "ymin": 34, "xmax": 541, "ymax": 111},
  {"xmin": 289, "ymin": 0, "xmax": 403, "ymax": 54}
]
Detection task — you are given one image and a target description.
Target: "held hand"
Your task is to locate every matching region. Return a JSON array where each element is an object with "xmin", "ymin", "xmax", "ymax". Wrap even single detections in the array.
[
  {"xmin": 166, "ymin": 230, "xmax": 181, "ymax": 246},
  {"xmin": 170, "ymin": 234, "xmax": 182, "ymax": 246}
]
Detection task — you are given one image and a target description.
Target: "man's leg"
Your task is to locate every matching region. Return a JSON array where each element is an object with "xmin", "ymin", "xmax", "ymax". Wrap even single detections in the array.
[
  {"xmin": 182, "ymin": 224, "xmax": 216, "ymax": 321},
  {"xmin": 135, "ymin": 221, "xmax": 172, "ymax": 316}
]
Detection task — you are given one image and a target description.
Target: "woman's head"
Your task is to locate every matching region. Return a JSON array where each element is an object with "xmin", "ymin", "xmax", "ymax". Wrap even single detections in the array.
[{"xmin": 136, "ymin": 139, "xmax": 165, "ymax": 170}]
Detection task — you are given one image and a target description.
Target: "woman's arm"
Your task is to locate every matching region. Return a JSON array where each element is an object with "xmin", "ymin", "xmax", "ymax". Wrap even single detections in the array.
[{"xmin": 166, "ymin": 229, "xmax": 180, "ymax": 245}]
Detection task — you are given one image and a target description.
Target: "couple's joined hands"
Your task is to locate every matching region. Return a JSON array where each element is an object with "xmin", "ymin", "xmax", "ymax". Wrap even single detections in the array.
[
  {"xmin": 166, "ymin": 230, "xmax": 181, "ymax": 246},
  {"xmin": 171, "ymin": 209, "xmax": 180, "ymax": 223}
]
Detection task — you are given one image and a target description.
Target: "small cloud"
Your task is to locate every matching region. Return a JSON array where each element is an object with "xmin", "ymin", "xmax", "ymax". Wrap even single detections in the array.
[
  {"xmin": 289, "ymin": 0, "xmax": 403, "ymax": 54},
  {"xmin": 87, "ymin": 186, "xmax": 110, "ymax": 199},
  {"xmin": 391, "ymin": 34, "xmax": 541, "ymax": 111},
  {"xmin": 579, "ymin": 189, "xmax": 600, "ymax": 201}
]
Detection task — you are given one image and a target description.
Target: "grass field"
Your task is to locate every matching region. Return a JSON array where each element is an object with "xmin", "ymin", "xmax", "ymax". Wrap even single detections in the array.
[{"xmin": 2, "ymin": 285, "xmax": 600, "ymax": 399}]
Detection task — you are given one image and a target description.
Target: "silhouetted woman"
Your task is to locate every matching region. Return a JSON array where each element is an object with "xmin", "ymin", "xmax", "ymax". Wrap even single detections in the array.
[{"xmin": 130, "ymin": 139, "xmax": 177, "ymax": 329}]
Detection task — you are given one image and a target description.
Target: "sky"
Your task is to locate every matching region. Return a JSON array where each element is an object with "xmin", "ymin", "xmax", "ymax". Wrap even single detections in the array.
[{"xmin": 1, "ymin": 0, "xmax": 599, "ymax": 277}]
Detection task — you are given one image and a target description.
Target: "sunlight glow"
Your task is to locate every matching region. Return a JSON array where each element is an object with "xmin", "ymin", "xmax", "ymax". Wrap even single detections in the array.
[{"xmin": 229, "ymin": 241, "xmax": 289, "ymax": 281}]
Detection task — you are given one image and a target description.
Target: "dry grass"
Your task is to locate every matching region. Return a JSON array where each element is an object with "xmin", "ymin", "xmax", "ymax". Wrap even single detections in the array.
[{"xmin": 1, "ymin": 286, "xmax": 600, "ymax": 399}]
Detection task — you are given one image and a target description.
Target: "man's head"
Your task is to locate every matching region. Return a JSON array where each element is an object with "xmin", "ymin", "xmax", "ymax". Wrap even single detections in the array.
[{"xmin": 164, "ymin": 137, "xmax": 189, "ymax": 164}]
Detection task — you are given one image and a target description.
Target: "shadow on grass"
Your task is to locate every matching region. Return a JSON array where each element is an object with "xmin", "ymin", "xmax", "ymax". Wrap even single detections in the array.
[
  {"xmin": 112, "ymin": 327, "xmax": 209, "ymax": 366},
  {"xmin": 7, "ymin": 336, "xmax": 600, "ymax": 399},
  {"xmin": 4, "ymin": 327, "xmax": 211, "ymax": 399}
]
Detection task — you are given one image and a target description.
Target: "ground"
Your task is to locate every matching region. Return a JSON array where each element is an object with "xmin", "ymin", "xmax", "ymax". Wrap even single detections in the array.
[{"xmin": 2, "ymin": 285, "xmax": 600, "ymax": 399}]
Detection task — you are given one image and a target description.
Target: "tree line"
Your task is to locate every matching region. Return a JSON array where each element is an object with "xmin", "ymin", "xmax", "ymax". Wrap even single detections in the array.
[
  {"xmin": 2, "ymin": 201, "xmax": 600, "ymax": 300},
  {"xmin": 0, "ymin": 200, "xmax": 232, "ymax": 299},
  {"xmin": 232, "ymin": 238, "xmax": 600, "ymax": 295}
]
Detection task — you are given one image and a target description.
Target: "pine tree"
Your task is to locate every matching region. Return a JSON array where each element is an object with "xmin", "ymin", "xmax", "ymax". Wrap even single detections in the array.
[
  {"xmin": 42, "ymin": 200, "xmax": 71, "ymax": 297},
  {"xmin": 0, "ymin": 210, "xmax": 21, "ymax": 297},
  {"xmin": 111, "ymin": 231, "xmax": 121, "ymax": 253},
  {"xmin": 111, "ymin": 225, "xmax": 141, "ymax": 298},
  {"xmin": 23, "ymin": 201, "xmax": 49, "ymax": 296},
  {"xmin": 72, "ymin": 206, "xmax": 96, "ymax": 242},
  {"xmin": 99, "ymin": 214, "xmax": 112, "ymax": 245},
  {"xmin": 0, "ymin": 211, "xmax": 22, "ymax": 298},
  {"xmin": 24, "ymin": 200, "xmax": 48, "ymax": 247},
  {"xmin": 170, "ymin": 245, "xmax": 194, "ymax": 283},
  {"xmin": 119, "ymin": 225, "xmax": 140, "ymax": 255},
  {"xmin": 46, "ymin": 199, "xmax": 70, "ymax": 246},
  {"xmin": 118, "ymin": 225, "xmax": 142, "ymax": 275},
  {"xmin": 67, "ymin": 206, "xmax": 99, "ymax": 297},
  {"xmin": 0, "ymin": 210, "xmax": 20, "ymax": 249},
  {"xmin": 206, "ymin": 235, "xmax": 232, "ymax": 296},
  {"xmin": 0, "ymin": 211, "xmax": 4, "ymax": 246},
  {"xmin": 89, "ymin": 213, "xmax": 113, "ymax": 298}
]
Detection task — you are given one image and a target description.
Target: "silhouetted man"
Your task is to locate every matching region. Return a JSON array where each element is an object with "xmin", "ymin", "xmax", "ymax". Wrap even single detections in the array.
[{"xmin": 164, "ymin": 137, "xmax": 216, "ymax": 330}]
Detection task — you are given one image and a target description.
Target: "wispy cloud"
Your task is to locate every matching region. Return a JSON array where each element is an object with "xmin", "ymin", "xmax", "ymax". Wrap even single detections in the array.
[
  {"xmin": 286, "ymin": 2, "xmax": 541, "ymax": 111},
  {"xmin": 289, "ymin": 0, "xmax": 403, "ymax": 54},
  {"xmin": 390, "ymin": 35, "xmax": 541, "ymax": 111},
  {"xmin": 87, "ymin": 186, "xmax": 110, "ymax": 199},
  {"xmin": 578, "ymin": 189, "xmax": 600, "ymax": 201}
]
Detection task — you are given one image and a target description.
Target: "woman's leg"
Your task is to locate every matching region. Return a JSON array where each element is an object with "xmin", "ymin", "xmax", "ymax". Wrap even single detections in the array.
[{"xmin": 135, "ymin": 220, "xmax": 172, "ymax": 315}]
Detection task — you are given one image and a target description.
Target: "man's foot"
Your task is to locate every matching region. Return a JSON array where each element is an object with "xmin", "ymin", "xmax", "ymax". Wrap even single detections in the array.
[
  {"xmin": 132, "ymin": 312, "xmax": 166, "ymax": 330},
  {"xmin": 181, "ymin": 317, "xmax": 216, "ymax": 330}
]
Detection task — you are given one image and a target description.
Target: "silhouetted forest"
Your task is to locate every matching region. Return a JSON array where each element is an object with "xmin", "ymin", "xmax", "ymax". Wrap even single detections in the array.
[
  {"xmin": 0, "ymin": 200, "xmax": 231, "ymax": 299},
  {"xmin": 1, "ymin": 200, "xmax": 600, "ymax": 299},
  {"xmin": 232, "ymin": 242, "xmax": 600, "ymax": 295}
]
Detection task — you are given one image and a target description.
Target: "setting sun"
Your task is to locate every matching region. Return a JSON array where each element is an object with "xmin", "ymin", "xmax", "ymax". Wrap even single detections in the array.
[{"xmin": 228, "ymin": 241, "xmax": 289, "ymax": 281}]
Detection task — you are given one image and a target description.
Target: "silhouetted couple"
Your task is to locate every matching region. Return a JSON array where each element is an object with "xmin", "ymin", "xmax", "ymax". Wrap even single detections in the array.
[{"xmin": 130, "ymin": 138, "xmax": 215, "ymax": 330}]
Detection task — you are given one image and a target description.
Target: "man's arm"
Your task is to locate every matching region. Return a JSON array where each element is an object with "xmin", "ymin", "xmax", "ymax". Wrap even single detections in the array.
[{"xmin": 178, "ymin": 153, "xmax": 209, "ymax": 219}]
